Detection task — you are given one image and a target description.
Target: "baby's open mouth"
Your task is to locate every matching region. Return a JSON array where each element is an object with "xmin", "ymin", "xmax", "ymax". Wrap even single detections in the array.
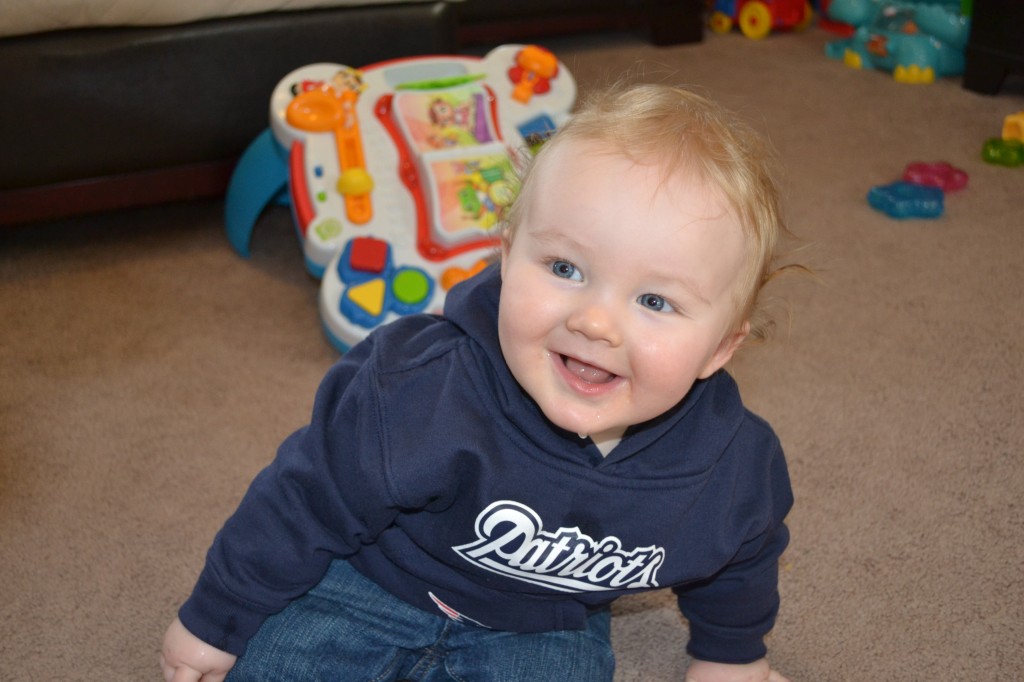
[{"xmin": 562, "ymin": 355, "xmax": 616, "ymax": 384}]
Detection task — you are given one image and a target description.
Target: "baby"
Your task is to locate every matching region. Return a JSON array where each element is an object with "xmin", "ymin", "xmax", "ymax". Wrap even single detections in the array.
[{"xmin": 162, "ymin": 82, "xmax": 796, "ymax": 682}]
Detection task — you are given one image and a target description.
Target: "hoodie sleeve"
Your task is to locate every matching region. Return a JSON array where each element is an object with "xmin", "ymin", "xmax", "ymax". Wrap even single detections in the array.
[
  {"xmin": 673, "ymin": 435, "xmax": 793, "ymax": 664},
  {"xmin": 178, "ymin": 334, "xmax": 403, "ymax": 656}
]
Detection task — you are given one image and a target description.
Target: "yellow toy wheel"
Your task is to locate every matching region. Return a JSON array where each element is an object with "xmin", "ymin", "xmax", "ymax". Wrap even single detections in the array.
[
  {"xmin": 739, "ymin": 1, "xmax": 773, "ymax": 40},
  {"xmin": 709, "ymin": 11, "xmax": 734, "ymax": 34}
]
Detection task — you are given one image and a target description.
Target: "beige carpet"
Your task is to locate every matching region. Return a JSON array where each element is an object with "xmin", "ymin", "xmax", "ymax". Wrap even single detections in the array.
[{"xmin": 2, "ymin": 27, "xmax": 1022, "ymax": 681}]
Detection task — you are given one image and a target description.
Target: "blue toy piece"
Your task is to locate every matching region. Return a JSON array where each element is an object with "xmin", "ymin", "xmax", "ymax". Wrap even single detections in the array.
[
  {"xmin": 867, "ymin": 181, "xmax": 944, "ymax": 218},
  {"xmin": 824, "ymin": 0, "xmax": 971, "ymax": 83}
]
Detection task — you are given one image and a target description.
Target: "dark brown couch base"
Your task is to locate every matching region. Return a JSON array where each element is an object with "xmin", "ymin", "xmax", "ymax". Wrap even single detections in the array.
[
  {"xmin": 1, "ymin": 160, "xmax": 236, "ymax": 226},
  {"xmin": 1, "ymin": 2, "xmax": 457, "ymax": 226},
  {"xmin": 457, "ymin": 0, "xmax": 704, "ymax": 47},
  {"xmin": 962, "ymin": 0, "xmax": 1024, "ymax": 95},
  {"xmin": 1, "ymin": 0, "xmax": 705, "ymax": 226}
]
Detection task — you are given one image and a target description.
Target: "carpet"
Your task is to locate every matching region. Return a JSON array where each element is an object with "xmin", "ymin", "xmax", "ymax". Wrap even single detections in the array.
[{"xmin": 2, "ymin": 26, "xmax": 1022, "ymax": 681}]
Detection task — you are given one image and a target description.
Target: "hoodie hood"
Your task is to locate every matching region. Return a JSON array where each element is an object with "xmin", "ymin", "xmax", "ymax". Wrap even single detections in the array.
[{"xmin": 442, "ymin": 264, "xmax": 748, "ymax": 475}]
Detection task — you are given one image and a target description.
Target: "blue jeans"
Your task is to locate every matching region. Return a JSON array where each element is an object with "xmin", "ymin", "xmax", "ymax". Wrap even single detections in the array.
[{"xmin": 227, "ymin": 559, "xmax": 615, "ymax": 682}]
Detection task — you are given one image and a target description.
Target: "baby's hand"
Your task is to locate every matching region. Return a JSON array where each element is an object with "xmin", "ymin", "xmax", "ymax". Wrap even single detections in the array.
[
  {"xmin": 160, "ymin": 617, "xmax": 237, "ymax": 682},
  {"xmin": 685, "ymin": 658, "xmax": 789, "ymax": 682}
]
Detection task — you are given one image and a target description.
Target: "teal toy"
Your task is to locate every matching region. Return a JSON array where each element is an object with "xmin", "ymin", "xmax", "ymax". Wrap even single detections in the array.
[{"xmin": 824, "ymin": 0, "xmax": 971, "ymax": 84}]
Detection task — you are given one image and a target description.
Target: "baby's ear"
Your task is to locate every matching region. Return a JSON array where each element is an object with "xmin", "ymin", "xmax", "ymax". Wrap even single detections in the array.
[{"xmin": 698, "ymin": 321, "xmax": 750, "ymax": 379}]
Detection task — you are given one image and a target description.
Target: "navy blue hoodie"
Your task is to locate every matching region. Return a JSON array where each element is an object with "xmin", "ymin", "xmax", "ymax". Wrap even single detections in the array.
[{"xmin": 180, "ymin": 264, "xmax": 792, "ymax": 665}]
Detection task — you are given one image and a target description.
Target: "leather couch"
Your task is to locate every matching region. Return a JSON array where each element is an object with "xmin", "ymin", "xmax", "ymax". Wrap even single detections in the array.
[
  {"xmin": 962, "ymin": 0, "xmax": 1024, "ymax": 95},
  {"xmin": 0, "ymin": 0, "xmax": 703, "ymax": 225}
]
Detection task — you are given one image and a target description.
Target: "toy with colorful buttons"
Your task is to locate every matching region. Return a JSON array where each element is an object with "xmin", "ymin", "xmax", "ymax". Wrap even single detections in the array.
[
  {"xmin": 981, "ymin": 111, "xmax": 1024, "ymax": 168},
  {"xmin": 867, "ymin": 161, "xmax": 968, "ymax": 219},
  {"xmin": 224, "ymin": 45, "xmax": 576, "ymax": 351}
]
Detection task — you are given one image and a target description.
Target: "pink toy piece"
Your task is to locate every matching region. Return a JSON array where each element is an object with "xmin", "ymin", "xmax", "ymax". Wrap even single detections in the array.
[{"xmin": 902, "ymin": 162, "xmax": 968, "ymax": 192}]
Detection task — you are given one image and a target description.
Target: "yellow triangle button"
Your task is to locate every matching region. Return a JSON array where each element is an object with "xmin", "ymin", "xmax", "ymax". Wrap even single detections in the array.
[{"xmin": 348, "ymin": 278, "xmax": 386, "ymax": 317}]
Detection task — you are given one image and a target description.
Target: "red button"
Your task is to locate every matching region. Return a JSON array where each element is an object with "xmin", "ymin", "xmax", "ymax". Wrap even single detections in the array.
[{"xmin": 349, "ymin": 237, "xmax": 388, "ymax": 273}]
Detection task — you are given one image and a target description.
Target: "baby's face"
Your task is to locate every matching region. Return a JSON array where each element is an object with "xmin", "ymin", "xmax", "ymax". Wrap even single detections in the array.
[{"xmin": 498, "ymin": 140, "xmax": 750, "ymax": 445}]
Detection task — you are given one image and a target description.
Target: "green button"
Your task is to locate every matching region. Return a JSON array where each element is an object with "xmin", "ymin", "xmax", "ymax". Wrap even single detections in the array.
[
  {"xmin": 314, "ymin": 218, "xmax": 342, "ymax": 242},
  {"xmin": 392, "ymin": 269, "xmax": 430, "ymax": 305}
]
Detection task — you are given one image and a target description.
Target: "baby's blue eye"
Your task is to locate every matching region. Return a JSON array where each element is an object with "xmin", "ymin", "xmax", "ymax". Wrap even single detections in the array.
[
  {"xmin": 551, "ymin": 260, "xmax": 582, "ymax": 281},
  {"xmin": 638, "ymin": 294, "xmax": 670, "ymax": 312}
]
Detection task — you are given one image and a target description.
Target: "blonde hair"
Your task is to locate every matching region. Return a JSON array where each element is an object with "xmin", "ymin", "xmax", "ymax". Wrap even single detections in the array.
[{"xmin": 504, "ymin": 82, "xmax": 800, "ymax": 342}]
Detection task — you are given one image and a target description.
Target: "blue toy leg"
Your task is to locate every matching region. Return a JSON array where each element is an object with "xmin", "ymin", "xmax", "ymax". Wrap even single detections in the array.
[{"xmin": 224, "ymin": 128, "xmax": 289, "ymax": 257}]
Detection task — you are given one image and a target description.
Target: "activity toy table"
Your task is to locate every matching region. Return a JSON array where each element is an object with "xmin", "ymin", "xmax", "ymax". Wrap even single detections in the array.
[{"xmin": 225, "ymin": 45, "xmax": 576, "ymax": 351}]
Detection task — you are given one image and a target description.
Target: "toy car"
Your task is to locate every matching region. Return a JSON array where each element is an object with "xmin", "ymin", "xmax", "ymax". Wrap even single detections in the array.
[{"xmin": 709, "ymin": 0, "xmax": 813, "ymax": 39}]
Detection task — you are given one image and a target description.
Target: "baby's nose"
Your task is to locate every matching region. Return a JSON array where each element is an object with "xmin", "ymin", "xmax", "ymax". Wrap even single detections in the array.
[{"xmin": 566, "ymin": 303, "xmax": 623, "ymax": 347}]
